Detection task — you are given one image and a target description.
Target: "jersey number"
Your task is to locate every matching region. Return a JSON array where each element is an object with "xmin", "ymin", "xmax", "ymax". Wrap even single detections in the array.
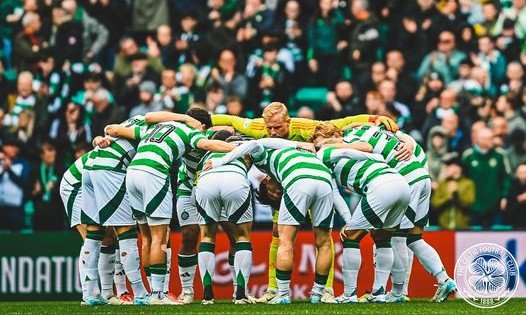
[{"xmin": 146, "ymin": 124, "xmax": 176, "ymax": 143}]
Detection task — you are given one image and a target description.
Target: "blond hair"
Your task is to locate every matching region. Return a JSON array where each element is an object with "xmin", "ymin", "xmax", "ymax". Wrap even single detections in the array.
[
  {"xmin": 310, "ymin": 123, "xmax": 342, "ymax": 142},
  {"xmin": 262, "ymin": 102, "xmax": 290, "ymax": 122}
]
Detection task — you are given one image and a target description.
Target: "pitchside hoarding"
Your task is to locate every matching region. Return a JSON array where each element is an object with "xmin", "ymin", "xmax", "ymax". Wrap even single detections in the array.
[{"xmin": 0, "ymin": 231, "xmax": 524, "ymax": 300}]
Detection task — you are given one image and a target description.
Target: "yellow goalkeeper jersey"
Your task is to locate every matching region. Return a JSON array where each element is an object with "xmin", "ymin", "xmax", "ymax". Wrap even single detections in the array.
[{"xmin": 211, "ymin": 114, "xmax": 388, "ymax": 141}]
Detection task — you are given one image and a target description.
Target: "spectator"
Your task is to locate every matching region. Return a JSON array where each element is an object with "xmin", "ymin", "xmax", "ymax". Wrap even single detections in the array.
[
  {"xmin": 456, "ymin": 23, "xmax": 478, "ymax": 55},
  {"xmin": 90, "ymin": 88, "xmax": 126, "ymax": 138},
  {"xmin": 50, "ymin": 5, "xmax": 83, "ymax": 67},
  {"xmin": 130, "ymin": 81, "xmax": 163, "ymax": 117},
  {"xmin": 500, "ymin": 61, "xmax": 525, "ymax": 95},
  {"xmin": 173, "ymin": 63, "xmax": 205, "ymax": 113},
  {"xmin": 297, "ymin": 106, "xmax": 315, "ymax": 120},
  {"xmin": 462, "ymin": 127, "xmax": 512, "ymax": 228},
  {"xmin": 307, "ymin": 0, "xmax": 346, "ymax": 88},
  {"xmin": 113, "ymin": 36, "xmax": 163, "ymax": 79},
  {"xmin": 386, "ymin": 50, "xmax": 417, "ymax": 104},
  {"xmin": 427, "ymin": 126, "xmax": 449, "ymax": 186},
  {"xmin": 378, "ymin": 79, "xmax": 413, "ymax": 133},
  {"xmin": 507, "ymin": 129, "xmax": 526, "ymax": 170},
  {"xmin": 14, "ymin": 11, "xmax": 46, "ymax": 71},
  {"xmin": 490, "ymin": 116, "xmax": 510, "ymax": 148},
  {"xmin": 225, "ymin": 96, "xmax": 247, "ymax": 117},
  {"xmin": 154, "ymin": 25, "xmax": 177, "ymax": 70},
  {"xmin": 131, "ymin": 0, "xmax": 169, "ymax": 36},
  {"xmin": 174, "ymin": 12, "xmax": 201, "ymax": 68},
  {"xmin": 8, "ymin": 109, "xmax": 38, "ymax": 161},
  {"xmin": 441, "ymin": 113, "xmax": 469, "ymax": 154},
  {"xmin": 236, "ymin": 0, "xmax": 274, "ymax": 48},
  {"xmin": 474, "ymin": 1, "xmax": 500, "ymax": 37},
  {"xmin": 364, "ymin": 90, "xmax": 391, "ymax": 118},
  {"xmin": 348, "ymin": 0, "xmax": 381, "ymax": 93},
  {"xmin": 470, "ymin": 35, "xmax": 507, "ymax": 92},
  {"xmin": 0, "ymin": 137, "xmax": 30, "ymax": 232},
  {"xmin": 495, "ymin": 19, "xmax": 522, "ymax": 63},
  {"xmin": 414, "ymin": 71, "xmax": 445, "ymax": 129},
  {"xmin": 61, "ymin": 0, "xmax": 109, "ymax": 63},
  {"xmin": 204, "ymin": 83, "xmax": 225, "ymax": 114},
  {"xmin": 417, "ymin": 30, "xmax": 467, "ymax": 84},
  {"xmin": 210, "ymin": 49, "xmax": 248, "ymax": 102},
  {"xmin": 0, "ymin": 0, "xmax": 24, "ymax": 69},
  {"xmin": 506, "ymin": 163, "xmax": 526, "ymax": 228},
  {"xmin": 154, "ymin": 69, "xmax": 178, "ymax": 111},
  {"xmin": 318, "ymin": 80, "xmax": 362, "ymax": 120},
  {"xmin": 431, "ymin": 153, "xmax": 475, "ymax": 230},
  {"xmin": 422, "ymin": 88, "xmax": 459, "ymax": 137}
]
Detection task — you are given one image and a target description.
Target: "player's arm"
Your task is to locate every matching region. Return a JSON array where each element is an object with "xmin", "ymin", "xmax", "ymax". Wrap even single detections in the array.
[
  {"xmin": 329, "ymin": 115, "xmax": 398, "ymax": 132},
  {"xmin": 203, "ymin": 140, "xmax": 265, "ymax": 171},
  {"xmin": 323, "ymin": 147, "xmax": 384, "ymax": 163},
  {"xmin": 92, "ymin": 136, "xmax": 112, "ymax": 148},
  {"xmin": 211, "ymin": 114, "xmax": 267, "ymax": 139},
  {"xmin": 104, "ymin": 124, "xmax": 136, "ymax": 140},
  {"xmin": 394, "ymin": 131, "xmax": 415, "ymax": 161},
  {"xmin": 196, "ymin": 139, "xmax": 236, "ymax": 153},
  {"xmin": 332, "ymin": 179, "xmax": 352, "ymax": 226},
  {"xmin": 322, "ymin": 141, "xmax": 373, "ymax": 153},
  {"xmin": 257, "ymin": 138, "xmax": 315, "ymax": 152},
  {"xmin": 144, "ymin": 111, "xmax": 203, "ymax": 130}
]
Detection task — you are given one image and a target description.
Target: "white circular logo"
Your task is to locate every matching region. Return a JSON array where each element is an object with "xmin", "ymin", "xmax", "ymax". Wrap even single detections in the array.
[{"xmin": 454, "ymin": 243, "xmax": 519, "ymax": 309}]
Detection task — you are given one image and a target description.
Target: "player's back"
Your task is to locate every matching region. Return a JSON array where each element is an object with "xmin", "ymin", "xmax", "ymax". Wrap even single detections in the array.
[
  {"xmin": 62, "ymin": 152, "xmax": 90, "ymax": 185},
  {"xmin": 259, "ymin": 147, "xmax": 333, "ymax": 190}
]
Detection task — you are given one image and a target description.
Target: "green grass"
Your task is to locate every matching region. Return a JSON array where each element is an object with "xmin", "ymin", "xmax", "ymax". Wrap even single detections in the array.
[{"xmin": 1, "ymin": 299, "xmax": 526, "ymax": 315}]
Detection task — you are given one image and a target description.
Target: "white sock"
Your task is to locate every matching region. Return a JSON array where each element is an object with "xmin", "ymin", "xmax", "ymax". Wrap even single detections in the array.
[
  {"xmin": 178, "ymin": 254, "xmax": 197, "ymax": 294},
  {"xmin": 403, "ymin": 250, "xmax": 414, "ymax": 295},
  {"xmin": 408, "ymin": 238, "xmax": 449, "ymax": 284},
  {"xmin": 391, "ymin": 236, "xmax": 407, "ymax": 296},
  {"xmin": 342, "ymin": 246, "xmax": 361, "ymax": 296},
  {"xmin": 372, "ymin": 246, "xmax": 394, "ymax": 295},
  {"xmin": 150, "ymin": 264, "xmax": 167, "ymax": 294},
  {"xmin": 98, "ymin": 246, "xmax": 116, "ymax": 299},
  {"xmin": 78, "ymin": 244, "xmax": 88, "ymax": 301},
  {"xmin": 82, "ymin": 238, "xmax": 102, "ymax": 298},
  {"xmin": 114, "ymin": 249, "xmax": 127, "ymax": 296},
  {"xmin": 229, "ymin": 254, "xmax": 236, "ymax": 288},
  {"xmin": 276, "ymin": 269, "xmax": 291, "ymax": 296},
  {"xmin": 234, "ymin": 242, "xmax": 252, "ymax": 298},
  {"xmin": 198, "ymin": 242, "xmax": 215, "ymax": 300},
  {"xmin": 147, "ymin": 276, "xmax": 152, "ymax": 289},
  {"xmin": 164, "ymin": 247, "xmax": 172, "ymax": 293},
  {"xmin": 119, "ymin": 238, "xmax": 148, "ymax": 298}
]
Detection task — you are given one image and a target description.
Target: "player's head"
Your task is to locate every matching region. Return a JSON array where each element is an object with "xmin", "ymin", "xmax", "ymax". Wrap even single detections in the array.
[
  {"xmin": 256, "ymin": 175, "xmax": 282, "ymax": 209},
  {"xmin": 310, "ymin": 123, "xmax": 342, "ymax": 148},
  {"xmin": 186, "ymin": 108, "xmax": 212, "ymax": 130},
  {"xmin": 211, "ymin": 130, "xmax": 234, "ymax": 141},
  {"xmin": 262, "ymin": 102, "xmax": 291, "ymax": 138}
]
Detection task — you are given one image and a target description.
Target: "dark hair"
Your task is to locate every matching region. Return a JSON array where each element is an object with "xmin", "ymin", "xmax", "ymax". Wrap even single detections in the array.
[
  {"xmin": 73, "ymin": 142, "xmax": 92, "ymax": 154},
  {"xmin": 186, "ymin": 108, "xmax": 212, "ymax": 129},
  {"xmin": 211, "ymin": 130, "xmax": 234, "ymax": 141},
  {"xmin": 255, "ymin": 180, "xmax": 281, "ymax": 210},
  {"xmin": 40, "ymin": 141, "xmax": 56, "ymax": 154}
]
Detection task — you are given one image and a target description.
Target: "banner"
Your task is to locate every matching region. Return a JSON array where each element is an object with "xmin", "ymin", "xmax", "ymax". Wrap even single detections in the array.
[
  {"xmin": 1, "ymin": 231, "xmax": 524, "ymax": 301},
  {"xmin": 455, "ymin": 232, "xmax": 526, "ymax": 297}
]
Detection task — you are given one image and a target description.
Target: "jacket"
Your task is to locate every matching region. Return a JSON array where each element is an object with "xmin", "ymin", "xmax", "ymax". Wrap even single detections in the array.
[{"xmin": 431, "ymin": 177, "xmax": 475, "ymax": 230}]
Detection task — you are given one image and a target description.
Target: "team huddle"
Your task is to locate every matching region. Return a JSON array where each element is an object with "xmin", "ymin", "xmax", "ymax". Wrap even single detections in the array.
[{"xmin": 59, "ymin": 102, "xmax": 457, "ymax": 306}]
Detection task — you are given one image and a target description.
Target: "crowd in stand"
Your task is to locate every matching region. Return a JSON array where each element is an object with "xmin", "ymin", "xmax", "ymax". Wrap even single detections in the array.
[{"xmin": 0, "ymin": 0, "xmax": 525, "ymax": 232}]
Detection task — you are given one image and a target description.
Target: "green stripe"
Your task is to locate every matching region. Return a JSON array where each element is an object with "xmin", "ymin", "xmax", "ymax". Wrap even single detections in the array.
[
  {"xmin": 95, "ymin": 150, "xmax": 121, "ymax": 161},
  {"xmin": 343, "ymin": 240, "xmax": 360, "ymax": 248},
  {"xmin": 277, "ymin": 151, "xmax": 317, "ymax": 173},
  {"xmin": 281, "ymin": 162, "xmax": 331, "ymax": 182},
  {"xmin": 406, "ymin": 234, "xmax": 422, "ymax": 245},
  {"xmin": 109, "ymin": 141, "xmax": 127, "ymax": 156},
  {"xmin": 317, "ymin": 209, "xmax": 333, "ymax": 229},
  {"xmin": 118, "ymin": 229, "xmax": 138, "ymax": 240},
  {"xmin": 399, "ymin": 162, "xmax": 424, "ymax": 176},
  {"xmin": 352, "ymin": 162, "xmax": 374, "ymax": 195},
  {"xmin": 414, "ymin": 213, "xmax": 429, "ymax": 227},
  {"xmin": 145, "ymin": 177, "xmax": 170, "ymax": 217},
  {"xmin": 340, "ymin": 159, "xmax": 357, "ymax": 187},
  {"xmin": 408, "ymin": 175, "xmax": 431, "ymax": 186},
  {"xmin": 381, "ymin": 139, "xmax": 398, "ymax": 158},
  {"xmin": 414, "ymin": 145, "xmax": 423, "ymax": 156},
  {"xmin": 178, "ymin": 254, "xmax": 198, "ymax": 267},
  {"xmin": 275, "ymin": 269, "xmax": 291, "ymax": 281},
  {"xmin": 65, "ymin": 183, "xmax": 81, "ymax": 223},
  {"xmin": 99, "ymin": 180, "xmax": 127, "ymax": 224},
  {"xmin": 164, "ymin": 136, "xmax": 180, "ymax": 162},
  {"xmin": 138, "ymin": 145, "xmax": 172, "ymax": 166},
  {"xmin": 363, "ymin": 167, "xmax": 393, "ymax": 188},
  {"xmin": 234, "ymin": 242, "xmax": 252, "ymax": 252},
  {"xmin": 199, "ymin": 242, "xmax": 215, "ymax": 253},
  {"xmin": 101, "ymin": 245, "xmax": 116, "ymax": 254},
  {"xmin": 284, "ymin": 192, "xmax": 305, "ymax": 225},
  {"xmin": 361, "ymin": 197, "xmax": 383, "ymax": 228},
  {"xmin": 405, "ymin": 206, "xmax": 416, "ymax": 223},
  {"xmin": 314, "ymin": 273, "xmax": 329, "ymax": 285},
  {"xmin": 130, "ymin": 159, "xmax": 169, "ymax": 175},
  {"xmin": 150, "ymin": 263, "xmax": 167, "ymax": 275},
  {"xmin": 375, "ymin": 240, "xmax": 392, "ymax": 248},
  {"xmin": 272, "ymin": 148, "xmax": 294, "ymax": 175},
  {"xmin": 228, "ymin": 191, "xmax": 252, "ymax": 223},
  {"xmin": 284, "ymin": 174, "xmax": 332, "ymax": 190},
  {"xmin": 86, "ymin": 230, "xmax": 104, "ymax": 240}
]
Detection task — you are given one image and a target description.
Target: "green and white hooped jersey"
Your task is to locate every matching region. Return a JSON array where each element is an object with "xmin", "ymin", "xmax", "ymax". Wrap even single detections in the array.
[
  {"xmin": 176, "ymin": 130, "xmax": 215, "ymax": 197},
  {"xmin": 85, "ymin": 115, "xmax": 145, "ymax": 173},
  {"xmin": 62, "ymin": 152, "xmax": 90, "ymax": 185},
  {"xmin": 343, "ymin": 125, "xmax": 430, "ymax": 185},
  {"xmin": 318, "ymin": 147, "xmax": 396, "ymax": 196},
  {"xmin": 198, "ymin": 151, "xmax": 248, "ymax": 180},
  {"xmin": 253, "ymin": 147, "xmax": 333, "ymax": 190},
  {"xmin": 129, "ymin": 121, "xmax": 207, "ymax": 178}
]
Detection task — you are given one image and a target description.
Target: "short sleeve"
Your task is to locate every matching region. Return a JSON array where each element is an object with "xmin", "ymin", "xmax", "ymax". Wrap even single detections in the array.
[{"xmin": 189, "ymin": 131, "xmax": 207, "ymax": 149}]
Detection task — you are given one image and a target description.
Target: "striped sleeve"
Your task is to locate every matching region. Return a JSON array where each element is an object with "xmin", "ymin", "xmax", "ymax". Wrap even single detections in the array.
[{"xmin": 189, "ymin": 131, "xmax": 208, "ymax": 149}]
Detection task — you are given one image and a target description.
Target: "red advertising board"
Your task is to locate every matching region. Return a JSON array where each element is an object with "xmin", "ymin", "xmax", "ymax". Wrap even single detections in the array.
[{"xmin": 164, "ymin": 230, "xmax": 456, "ymax": 299}]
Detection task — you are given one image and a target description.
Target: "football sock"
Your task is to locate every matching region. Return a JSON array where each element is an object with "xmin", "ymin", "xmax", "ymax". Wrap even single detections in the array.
[
  {"xmin": 268, "ymin": 236, "xmax": 279, "ymax": 290},
  {"xmin": 118, "ymin": 230, "xmax": 148, "ymax": 298},
  {"xmin": 78, "ymin": 244, "xmax": 88, "ymax": 300},
  {"xmin": 234, "ymin": 242, "xmax": 252, "ymax": 299},
  {"xmin": 178, "ymin": 254, "xmax": 197, "ymax": 294},
  {"xmin": 403, "ymin": 250, "xmax": 414, "ymax": 295},
  {"xmin": 391, "ymin": 236, "xmax": 408, "ymax": 296},
  {"xmin": 326, "ymin": 239, "xmax": 335, "ymax": 291},
  {"xmin": 114, "ymin": 247, "xmax": 127, "ymax": 296},
  {"xmin": 407, "ymin": 235, "xmax": 449, "ymax": 284},
  {"xmin": 99, "ymin": 245, "xmax": 116, "ymax": 299},
  {"xmin": 311, "ymin": 273, "xmax": 328, "ymax": 296},
  {"xmin": 342, "ymin": 240, "xmax": 361, "ymax": 296},
  {"xmin": 372, "ymin": 240, "xmax": 393, "ymax": 295},
  {"xmin": 83, "ymin": 231, "xmax": 103, "ymax": 298},
  {"xmin": 229, "ymin": 253, "xmax": 236, "ymax": 290},
  {"xmin": 150, "ymin": 263, "xmax": 167, "ymax": 295},
  {"xmin": 276, "ymin": 268, "xmax": 291, "ymax": 296},
  {"xmin": 144, "ymin": 266, "xmax": 152, "ymax": 290},
  {"xmin": 198, "ymin": 242, "xmax": 215, "ymax": 300},
  {"xmin": 164, "ymin": 247, "xmax": 172, "ymax": 293}
]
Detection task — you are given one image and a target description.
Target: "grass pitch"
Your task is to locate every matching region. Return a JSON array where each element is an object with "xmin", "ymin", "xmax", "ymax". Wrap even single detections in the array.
[{"xmin": 1, "ymin": 299, "xmax": 525, "ymax": 315}]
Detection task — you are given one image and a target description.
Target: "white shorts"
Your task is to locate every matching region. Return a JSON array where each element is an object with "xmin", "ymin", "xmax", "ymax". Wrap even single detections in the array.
[
  {"xmin": 349, "ymin": 173, "xmax": 410, "ymax": 231},
  {"xmin": 126, "ymin": 168, "xmax": 173, "ymax": 224},
  {"xmin": 279, "ymin": 178, "xmax": 334, "ymax": 228},
  {"xmin": 176, "ymin": 194, "xmax": 200, "ymax": 226},
  {"xmin": 400, "ymin": 178, "xmax": 431, "ymax": 229},
  {"xmin": 195, "ymin": 172, "xmax": 253, "ymax": 225},
  {"xmin": 59, "ymin": 178, "xmax": 82, "ymax": 227}
]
